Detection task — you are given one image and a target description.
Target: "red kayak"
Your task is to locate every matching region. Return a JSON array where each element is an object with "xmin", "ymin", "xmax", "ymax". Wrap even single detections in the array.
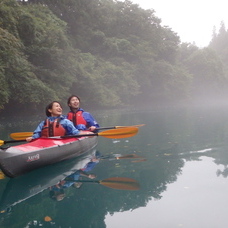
[{"xmin": 0, "ymin": 136, "xmax": 97, "ymax": 178}]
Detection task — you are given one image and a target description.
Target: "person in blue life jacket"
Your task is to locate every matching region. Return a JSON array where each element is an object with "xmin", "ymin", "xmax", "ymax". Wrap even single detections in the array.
[
  {"xmin": 49, "ymin": 152, "xmax": 100, "ymax": 201},
  {"xmin": 26, "ymin": 101, "xmax": 94, "ymax": 142},
  {"xmin": 67, "ymin": 95, "xmax": 99, "ymax": 132}
]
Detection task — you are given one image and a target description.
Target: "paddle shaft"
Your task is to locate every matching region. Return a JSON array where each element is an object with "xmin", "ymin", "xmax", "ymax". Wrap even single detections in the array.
[
  {"xmin": 1, "ymin": 127, "xmax": 138, "ymax": 146},
  {"xmin": 0, "ymin": 139, "xmax": 27, "ymax": 145},
  {"xmin": 60, "ymin": 133, "xmax": 98, "ymax": 138},
  {"xmin": 0, "ymin": 135, "xmax": 94, "ymax": 146},
  {"xmin": 10, "ymin": 124, "xmax": 144, "ymax": 140},
  {"xmin": 97, "ymin": 124, "xmax": 144, "ymax": 130},
  {"xmin": 65, "ymin": 177, "xmax": 140, "ymax": 190}
]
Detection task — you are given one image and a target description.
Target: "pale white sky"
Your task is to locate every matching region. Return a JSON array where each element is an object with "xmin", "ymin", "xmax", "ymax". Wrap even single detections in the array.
[{"xmin": 128, "ymin": 0, "xmax": 228, "ymax": 47}]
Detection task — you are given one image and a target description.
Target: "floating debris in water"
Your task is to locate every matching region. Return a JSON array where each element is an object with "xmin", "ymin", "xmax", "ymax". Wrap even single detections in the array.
[{"xmin": 44, "ymin": 216, "xmax": 52, "ymax": 222}]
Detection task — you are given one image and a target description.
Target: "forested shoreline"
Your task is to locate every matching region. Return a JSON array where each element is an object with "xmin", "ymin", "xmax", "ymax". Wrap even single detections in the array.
[{"xmin": 1, "ymin": 0, "xmax": 228, "ymax": 115}]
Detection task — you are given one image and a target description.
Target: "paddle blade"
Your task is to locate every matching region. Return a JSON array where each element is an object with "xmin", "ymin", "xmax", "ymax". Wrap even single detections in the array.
[
  {"xmin": 98, "ymin": 127, "xmax": 138, "ymax": 139},
  {"xmin": 10, "ymin": 125, "xmax": 143, "ymax": 140},
  {"xmin": 0, "ymin": 140, "xmax": 5, "ymax": 146},
  {"xmin": 100, "ymin": 177, "xmax": 140, "ymax": 190},
  {"xmin": 10, "ymin": 132, "xmax": 33, "ymax": 140}
]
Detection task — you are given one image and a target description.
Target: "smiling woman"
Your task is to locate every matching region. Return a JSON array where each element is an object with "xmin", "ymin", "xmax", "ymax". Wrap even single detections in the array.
[
  {"xmin": 67, "ymin": 95, "xmax": 100, "ymax": 132},
  {"xmin": 45, "ymin": 101, "xmax": 63, "ymax": 117},
  {"xmin": 26, "ymin": 101, "xmax": 92, "ymax": 142}
]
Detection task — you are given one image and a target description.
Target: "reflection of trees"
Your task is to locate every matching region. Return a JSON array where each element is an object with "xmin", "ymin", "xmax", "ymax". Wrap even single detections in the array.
[
  {"xmin": 82, "ymin": 107, "xmax": 228, "ymax": 226},
  {"xmin": 208, "ymin": 145, "xmax": 228, "ymax": 178},
  {"xmin": 217, "ymin": 166, "xmax": 228, "ymax": 178},
  {"xmin": 42, "ymin": 142, "xmax": 186, "ymax": 228},
  {"xmin": 2, "ymin": 107, "xmax": 228, "ymax": 227},
  {"xmin": 0, "ymin": 142, "xmax": 186, "ymax": 228}
]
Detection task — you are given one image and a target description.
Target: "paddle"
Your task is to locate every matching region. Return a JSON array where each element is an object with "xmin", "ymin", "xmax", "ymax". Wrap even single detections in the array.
[
  {"xmin": 0, "ymin": 127, "xmax": 139, "ymax": 146},
  {"xmin": 10, "ymin": 124, "xmax": 144, "ymax": 140},
  {"xmin": 65, "ymin": 177, "xmax": 140, "ymax": 190},
  {"xmin": 10, "ymin": 132, "xmax": 33, "ymax": 139},
  {"xmin": 0, "ymin": 139, "xmax": 27, "ymax": 146},
  {"xmin": 97, "ymin": 124, "xmax": 145, "ymax": 130}
]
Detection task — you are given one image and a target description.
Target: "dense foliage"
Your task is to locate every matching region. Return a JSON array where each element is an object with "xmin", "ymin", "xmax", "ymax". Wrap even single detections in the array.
[{"xmin": 0, "ymin": 0, "xmax": 228, "ymax": 113}]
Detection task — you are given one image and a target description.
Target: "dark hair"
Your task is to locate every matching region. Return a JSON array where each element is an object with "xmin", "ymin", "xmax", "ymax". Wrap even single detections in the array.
[
  {"xmin": 67, "ymin": 95, "xmax": 80, "ymax": 105},
  {"xmin": 45, "ymin": 101, "xmax": 62, "ymax": 117}
]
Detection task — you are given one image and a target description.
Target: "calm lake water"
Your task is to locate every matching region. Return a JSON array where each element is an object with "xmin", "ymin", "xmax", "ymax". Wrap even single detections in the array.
[{"xmin": 0, "ymin": 106, "xmax": 228, "ymax": 228}]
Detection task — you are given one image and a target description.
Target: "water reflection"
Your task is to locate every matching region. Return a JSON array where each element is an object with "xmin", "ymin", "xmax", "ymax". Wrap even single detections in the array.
[
  {"xmin": 49, "ymin": 151, "xmax": 100, "ymax": 202},
  {"xmin": 0, "ymin": 149, "xmax": 98, "ymax": 213},
  {"xmin": 0, "ymin": 148, "xmax": 141, "ymax": 216},
  {"xmin": 104, "ymin": 145, "xmax": 228, "ymax": 227},
  {"xmin": 1, "ymin": 107, "xmax": 228, "ymax": 227}
]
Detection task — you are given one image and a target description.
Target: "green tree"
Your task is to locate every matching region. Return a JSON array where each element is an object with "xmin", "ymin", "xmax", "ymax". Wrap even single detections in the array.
[
  {"xmin": 209, "ymin": 21, "xmax": 228, "ymax": 76},
  {"xmin": 181, "ymin": 47, "xmax": 226, "ymax": 101},
  {"xmin": 1, "ymin": 0, "xmax": 225, "ymax": 113},
  {"xmin": 69, "ymin": 52, "xmax": 139, "ymax": 107},
  {"xmin": 0, "ymin": 27, "xmax": 55, "ymax": 110}
]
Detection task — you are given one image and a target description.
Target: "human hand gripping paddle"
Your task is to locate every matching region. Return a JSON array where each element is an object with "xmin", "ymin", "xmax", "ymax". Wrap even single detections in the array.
[
  {"xmin": 0, "ymin": 127, "xmax": 139, "ymax": 146},
  {"xmin": 9, "ymin": 124, "xmax": 144, "ymax": 140}
]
